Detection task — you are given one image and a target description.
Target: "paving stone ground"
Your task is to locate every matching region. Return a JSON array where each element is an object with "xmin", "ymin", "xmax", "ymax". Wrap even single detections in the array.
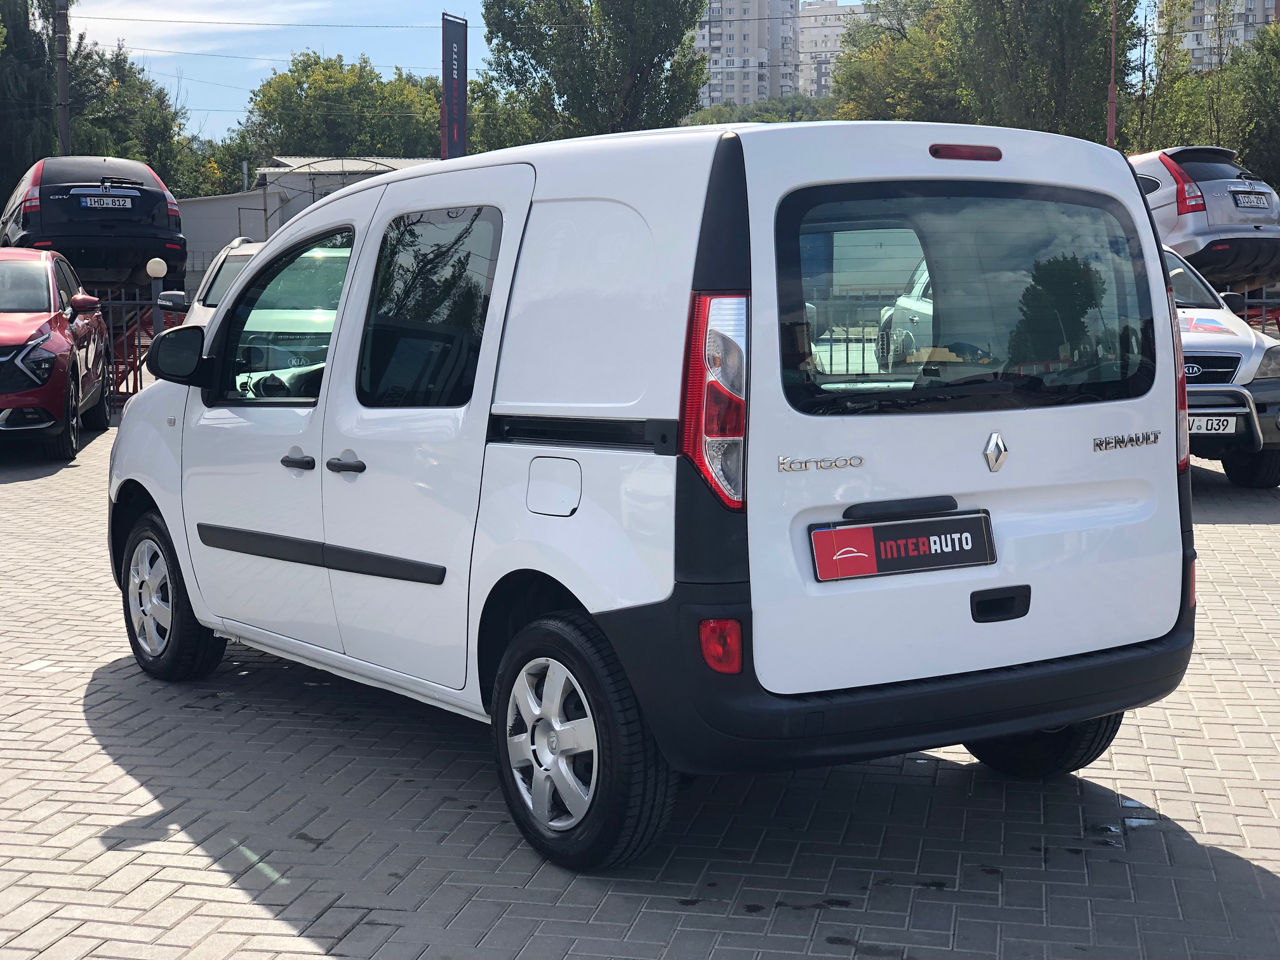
[{"xmin": 1, "ymin": 427, "xmax": 1278, "ymax": 960}]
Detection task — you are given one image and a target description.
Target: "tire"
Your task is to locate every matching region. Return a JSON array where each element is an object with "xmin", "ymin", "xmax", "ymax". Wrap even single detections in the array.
[
  {"xmin": 964, "ymin": 712, "xmax": 1124, "ymax": 779},
  {"xmin": 1221, "ymin": 449, "xmax": 1280, "ymax": 489},
  {"xmin": 121, "ymin": 511, "xmax": 226, "ymax": 681},
  {"xmin": 82, "ymin": 346, "xmax": 112, "ymax": 431},
  {"xmin": 492, "ymin": 613, "xmax": 678, "ymax": 869},
  {"xmin": 43, "ymin": 365, "xmax": 80, "ymax": 461}
]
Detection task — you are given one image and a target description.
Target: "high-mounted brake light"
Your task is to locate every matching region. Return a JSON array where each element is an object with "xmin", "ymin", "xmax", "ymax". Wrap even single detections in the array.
[
  {"xmin": 929, "ymin": 144, "xmax": 1002, "ymax": 162},
  {"xmin": 1169, "ymin": 286, "xmax": 1189, "ymax": 473},
  {"xmin": 151, "ymin": 169, "xmax": 180, "ymax": 218},
  {"xmin": 21, "ymin": 159, "xmax": 44, "ymax": 216},
  {"xmin": 699, "ymin": 619, "xmax": 742, "ymax": 674},
  {"xmin": 1159, "ymin": 154, "xmax": 1206, "ymax": 216},
  {"xmin": 681, "ymin": 292, "xmax": 748, "ymax": 509}
]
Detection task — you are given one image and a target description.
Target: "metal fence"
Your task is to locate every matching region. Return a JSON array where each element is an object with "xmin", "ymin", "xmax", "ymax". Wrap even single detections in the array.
[{"xmin": 85, "ymin": 281, "xmax": 181, "ymax": 408}]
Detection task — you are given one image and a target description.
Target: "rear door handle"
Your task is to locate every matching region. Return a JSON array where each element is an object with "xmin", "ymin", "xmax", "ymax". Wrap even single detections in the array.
[
  {"xmin": 326, "ymin": 457, "xmax": 366, "ymax": 474},
  {"xmin": 280, "ymin": 454, "xmax": 315, "ymax": 470}
]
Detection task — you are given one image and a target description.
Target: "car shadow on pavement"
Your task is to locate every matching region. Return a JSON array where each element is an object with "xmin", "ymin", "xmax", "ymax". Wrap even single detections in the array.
[
  {"xmin": 0, "ymin": 427, "xmax": 109, "ymax": 483},
  {"xmin": 83, "ymin": 646, "xmax": 1280, "ymax": 960},
  {"xmin": 1189, "ymin": 459, "xmax": 1280, "ymax": 524}
]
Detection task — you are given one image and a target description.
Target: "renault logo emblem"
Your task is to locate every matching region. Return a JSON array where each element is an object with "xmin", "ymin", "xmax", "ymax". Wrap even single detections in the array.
[{"xmin": 984, "ymin": 432, "xmax": 1008, "ymax": 473}]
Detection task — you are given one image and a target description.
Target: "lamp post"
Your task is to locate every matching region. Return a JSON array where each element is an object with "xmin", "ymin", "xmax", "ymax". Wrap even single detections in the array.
[{"xmin": 1107, "ymin": 0, "xmax": 1118, "ymax": 148}]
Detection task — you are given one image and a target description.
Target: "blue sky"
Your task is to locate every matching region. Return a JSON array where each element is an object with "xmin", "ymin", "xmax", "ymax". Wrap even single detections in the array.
[{"xmin": 73, "ymin": 0, "xmax": 492, "ymax": 142}]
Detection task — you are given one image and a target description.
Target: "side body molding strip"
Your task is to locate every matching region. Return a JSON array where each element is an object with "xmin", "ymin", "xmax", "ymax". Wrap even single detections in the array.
[{"xmin": 196, "ymin": 524, "xmax": 446, "ymax": 585}]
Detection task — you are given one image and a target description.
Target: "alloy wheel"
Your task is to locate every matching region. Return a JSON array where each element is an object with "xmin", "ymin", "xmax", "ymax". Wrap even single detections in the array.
[
  {"xmin": 128, "ymin": 539, "xmax": 172, "ymax": 656},
  {"xmin": 505, "ymin": 657, "xmax": 599, "ymax": 831}
]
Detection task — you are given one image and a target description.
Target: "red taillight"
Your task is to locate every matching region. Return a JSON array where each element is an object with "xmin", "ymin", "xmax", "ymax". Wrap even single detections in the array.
[
  {"xmin": 21, "ymin": 158, "xmax": 43, "ymax": 216},
  {"xmin": 929, "ymin": 144, "xmax": 1002, "ymax": 162},
  {"xmin": 1169, "ymin": 286, "xmax": 1189, "ymax": 473},
  {"xmin": 681, "ymin": 292, "xmax": 749, "ymax": 509},
  {"xmin": 1159, "ymin": 154, "xmax": 1206, "ymax": 216},
  {"xmin": 699, "ymin": 619, "xmax": 742, "ymax": 674},
  {"xmin": 151, "ymin": 169, "xmax": 180, "ymax": 218}
]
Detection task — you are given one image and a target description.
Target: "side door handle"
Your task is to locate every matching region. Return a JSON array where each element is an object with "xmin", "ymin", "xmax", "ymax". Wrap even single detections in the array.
[
  {"xmin": 326, "ymin": 457, "xmax": 366, "ymax": 474},
  {"xmin": 280, "ymin": 454, "xmax": 316, "ymax": 470}
]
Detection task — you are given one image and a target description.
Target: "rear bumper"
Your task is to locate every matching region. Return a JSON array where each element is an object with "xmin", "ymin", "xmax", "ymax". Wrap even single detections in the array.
[
  {"xmin": 1183, "ymin": 233, "xmax": 1280, "ymax": 287},
  {"xmin": 1188, "ymin": 380, "xmax": 1280, "ymax": 457},
  {"xmin": 18, "ymin": 233, "xmax": 186, "ymax": 282},
  {"xmin": 599, "ymin": 575, "xmax": 1195, "ymax": 775}
]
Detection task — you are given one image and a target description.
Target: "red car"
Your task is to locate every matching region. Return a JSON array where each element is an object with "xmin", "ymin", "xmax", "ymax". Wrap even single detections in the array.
[{"xmin": 0, "ymin": 249, "xmax": 110, "ymax": 459}]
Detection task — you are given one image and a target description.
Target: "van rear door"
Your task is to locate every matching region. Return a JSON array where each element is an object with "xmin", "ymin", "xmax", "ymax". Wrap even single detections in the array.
[{"xmin": 738, "ymin": 124, "xmax": 1184, "ymax": 696}]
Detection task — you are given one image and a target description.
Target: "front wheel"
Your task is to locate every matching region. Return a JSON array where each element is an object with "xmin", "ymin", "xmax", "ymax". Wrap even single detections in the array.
[
  {"xmin": 964, "ymin": 712, "xmax": 1124, "ymax": 779},
  {"xmin": 122, "ymin": 511, "xmax": 226, "ymax": 681},
  {"xmin": 43, "ymin": 366, "xmax": 79, "ymax": 461},
  {"xmin": 1221, "ymin": 449, "xmax": 1280, "ymax": 489},
  {"xmin": 492, "ymin": 613, "xmax": 678, "ymax": 869}
]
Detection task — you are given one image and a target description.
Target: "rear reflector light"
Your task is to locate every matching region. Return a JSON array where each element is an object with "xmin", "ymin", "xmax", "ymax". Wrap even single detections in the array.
[
  {"xmin": 165, "ymin": 243, "xmax": 182, "ymax": 250},
  {"xmin": 33, "ymin": 241, "xmax": 52, "ymax": 247},
  {"xmin": 929, "ymin": 144, "xmax": 1002, "ymax": 162},
  {"xmin": 699, "ymin": 619, "xmax": 742, "ymax": 674},
  {"xmin": 1169, "ymin": 286, "xmax": 1189, "ymax": 472},
  {"xmin": 21, "ymin": 158, "xmax": 43, "ymax": 216},
  {"xmin": 1159, "ymin": 154, "xmax": 1206, "ymax": 216},
  {"xmin": 681, "ymin": 292, "xmax": 749, "ymax": 509},
  {"xmin": 1211, "ymin": 243, "xmax": 1230, "ymax": 251},
  {"xmin": 1188, "ymin": 560, "xmax": 1196, "ymax": 609}
]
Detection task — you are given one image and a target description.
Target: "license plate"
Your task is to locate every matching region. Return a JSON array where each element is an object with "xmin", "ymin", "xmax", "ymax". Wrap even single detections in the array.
[
  {"xmin": 81, "ymin": 197, "xmax": 132, "ymax": 209},
  {"xmin": 1233, "ymin": 192, "xmax": 1269, "ymax": 209},
  {"xmin": 810, "ymin": 510, "xmax": 996, "ymax": 583},
  {"xmin": 1189, "ymin": 416, "xmax": 1238, "ymax": 434}
]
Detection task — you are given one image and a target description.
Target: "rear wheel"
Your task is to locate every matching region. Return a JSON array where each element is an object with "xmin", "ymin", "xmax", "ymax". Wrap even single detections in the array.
[
  {"xmin": 1221, "ymin": 449, "xmax": 1280, "ymax": 489},
  {"xmin": 492, "ymin": 613, "xmax": 678, "ymax": 869},
  {"xmin": 122, "ymin": 511, "xmax": 225, "ymax": 681},
  {"xmin": 964, "ymin": 712, "xmax": 1124, "ymax": 779},
  {"xmin": 43, "ymin": 366, "xmax": 79, "ymax": 461}
]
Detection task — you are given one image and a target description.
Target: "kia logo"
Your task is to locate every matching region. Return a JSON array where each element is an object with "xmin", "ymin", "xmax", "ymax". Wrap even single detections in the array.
[{"xmin": 1184, "ymin": 362, "xmax": 1204, "ymax": 377}]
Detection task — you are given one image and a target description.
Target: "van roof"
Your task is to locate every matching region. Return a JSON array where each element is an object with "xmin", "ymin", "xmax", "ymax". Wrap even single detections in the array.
[{"xmin": 304, "ymin": 121, "xmax": 1129, "ymax": 219}]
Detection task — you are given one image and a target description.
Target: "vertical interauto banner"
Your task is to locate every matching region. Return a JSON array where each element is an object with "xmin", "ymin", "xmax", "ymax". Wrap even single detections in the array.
[{"xmin": 441, "ymin": 14, "xmax": 468, "ymax": 159}]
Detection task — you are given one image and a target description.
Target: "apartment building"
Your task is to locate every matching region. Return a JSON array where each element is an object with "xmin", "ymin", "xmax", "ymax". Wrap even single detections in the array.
[
  {"xmin": 694, "ymin": 0, "xmax": 797, "ymax": 107},
  {"xmin": 797, "ymin": 0, "xmax": 866, "ymax": 98},
  {"xmin": 1168, "ymin": 0, "xmax": 1278, "ymax": 69}
]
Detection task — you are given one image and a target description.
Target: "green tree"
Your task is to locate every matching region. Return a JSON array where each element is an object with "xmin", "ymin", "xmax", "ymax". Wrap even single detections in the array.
[
  {"xmin": 482, "ymin": 0, "xmax": 706, "ymax": 136},
  {"xmin": 1008, "ymin": 254, "xmax": 1106, "ymax": 364},
  {"xmin": 1231, "ymin": 24, "xmax": 1280, "ymax": 186},
  {"xmin": 468, "ymin": 74, "xmax": 544, "ymax": 152},
  {"xmin": 238, "ymin": 51, "xmax": 441, "ymax": 159},
  {"xmin": 686, "ymin": 94, "xmax": 836, "ymax": 125},
  {"xmin": 0, "ymin": 0, "xmax": 55, "ymax": 191}
]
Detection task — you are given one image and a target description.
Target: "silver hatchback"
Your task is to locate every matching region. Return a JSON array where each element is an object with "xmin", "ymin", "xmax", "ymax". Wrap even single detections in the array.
[{"xmin": 1130, "ymin": 146, "xmax": 1280, "ymax": 288}]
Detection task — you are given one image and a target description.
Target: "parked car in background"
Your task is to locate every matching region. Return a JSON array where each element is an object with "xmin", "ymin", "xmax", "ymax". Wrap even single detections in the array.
[
  {"xmin": 1131, "ymin": 147, "xmax": 1280, "ymax": 289},
  {"xmin": 1165, "ymin": 247, "xmax": 1280, "ymax": 487},
  {"xmin": 0, "ymin": 249, "xmax": 110, "ymax": 459},
  {"xmin": 111, "ymin": 122, "xmax": 1194, "ymax": 869},
  {"xmin": 183, "ymin": 237, "xmax": 263, "ymax": 327},
  {"xmin": 876, "ymin": 255, "xmax": 931, "ymax": 369},
  {"xmin": 1, "ymin": 156, "xmax": 186, "ymax": 287}
]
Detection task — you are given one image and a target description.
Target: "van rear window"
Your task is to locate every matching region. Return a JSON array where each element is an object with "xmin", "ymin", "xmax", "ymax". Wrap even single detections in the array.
[{"xmin": 775, "ymin": 181, "xmax": 1155, "ymax": 415}]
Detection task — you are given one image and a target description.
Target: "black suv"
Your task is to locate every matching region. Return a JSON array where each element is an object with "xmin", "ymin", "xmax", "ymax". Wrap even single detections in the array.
[{"xmin": 1, "ymin": 156, "xmax": 186, "ymax": 286}]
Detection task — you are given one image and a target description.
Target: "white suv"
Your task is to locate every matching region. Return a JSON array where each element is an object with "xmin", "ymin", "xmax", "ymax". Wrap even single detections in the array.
[{"xmin": 109, "ymin": 123, "xmax": 1196, "ymax": 869}]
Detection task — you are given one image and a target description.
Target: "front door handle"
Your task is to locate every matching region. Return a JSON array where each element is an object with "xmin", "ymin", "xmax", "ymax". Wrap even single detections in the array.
[
  {"xmin": 326, "ymin": 457, "xmax": 366, "ymax": 474},
  {"xmin": 280, "ymin": 454, "xmax": 315, "ymax": 470}
]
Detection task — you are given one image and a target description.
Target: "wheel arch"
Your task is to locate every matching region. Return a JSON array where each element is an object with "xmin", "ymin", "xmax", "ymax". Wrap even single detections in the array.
[
  {"xmin": 109, "ymin": 479, "xmax": 161, "ymax": 587},
  {"xmin": 476, "ymin": 569, "xmax": 586, "ymax": 713}
]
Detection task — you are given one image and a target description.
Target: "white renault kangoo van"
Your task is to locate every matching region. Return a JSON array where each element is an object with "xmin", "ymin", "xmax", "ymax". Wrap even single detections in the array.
[{"xmin": 109, "ymin": 123, "xmax": 1196, "ymax": 868}]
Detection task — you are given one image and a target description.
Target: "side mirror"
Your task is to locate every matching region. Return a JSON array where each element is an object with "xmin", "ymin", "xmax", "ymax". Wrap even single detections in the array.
[
  {"xmin": 157, "ymin": 290, "xmax": 189, "ymax": 313},
  {"xmin": 146, "ymin": 324, "xmax": 209, "ymax": 387},
  {"xmin": 69, "ymin": 293, "xmax": 99, "ymax": 316},
  {"xmin": 1218, "ymin": 291, "xmax": 1247, "ymax": 318}
]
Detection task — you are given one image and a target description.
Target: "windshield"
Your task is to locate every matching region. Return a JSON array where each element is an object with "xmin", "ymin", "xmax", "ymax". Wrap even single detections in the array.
[
  {"xmin": 201, "ymin": 254, "xmax": 253, "ymax": 309},
  {"xmin": 776, "ymin": 181, "xmax": 1155, "ymax": 415},
  {"xmin": 0, "ymin": 261, "xmax": 51, "ymax": 313},
  {"xmin": 1164, "ymin": 251, "xmax": 1220, "ymax": 309}
]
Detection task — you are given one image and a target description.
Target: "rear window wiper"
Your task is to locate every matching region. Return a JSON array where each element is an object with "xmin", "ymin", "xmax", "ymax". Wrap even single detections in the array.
[{"xmin": 101, "ymin": 176, "xmax": 145, "ymax": 188}]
